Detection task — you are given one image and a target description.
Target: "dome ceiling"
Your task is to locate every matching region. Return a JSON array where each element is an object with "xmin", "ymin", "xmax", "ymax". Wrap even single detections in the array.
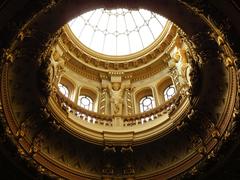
[
  {"xmin": 0, "ymin": 1, "xmax": 239, "ymax": 180},
  {"xmin": 68, "ymin": 8, "xmax": 168, "ymax": 56}
]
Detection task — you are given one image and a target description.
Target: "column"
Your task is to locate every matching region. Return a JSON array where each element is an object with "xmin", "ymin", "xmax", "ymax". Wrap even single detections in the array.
[
  {"xmin": 151, "ymin": 86, "xmax": 160, "ymax": 107},
  {"xmin": 99, "ymin": 88, "xmax": 107, "ymax": 114},
  {"xmin": 125, "ymin": 88, "xmax": 134, "ymax": 115}
]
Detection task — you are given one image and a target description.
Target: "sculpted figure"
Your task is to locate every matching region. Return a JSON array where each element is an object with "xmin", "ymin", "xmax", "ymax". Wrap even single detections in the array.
[{"xmin": 109, "ymin": 82, "xmax": 124, "ymax": 116}]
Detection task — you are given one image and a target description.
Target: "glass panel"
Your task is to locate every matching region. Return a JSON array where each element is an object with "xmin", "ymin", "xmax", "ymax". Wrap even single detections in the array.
[
  {"xmin": 139, "ymin": 9, "xmax": 152, "ymax": 20},
  {"xmin": 81, "ymin": 10, "xmax": 94, "ymax": 20},
  {"xmin": 89, "ymin": 9, "xmax": 102, "ymax": 27},
  {"xmin": 80, "ymin": 25, "xmax": 94, "ymax": 46},
  {"xmin": 124, "ymin": 12, "xmax": 136, "ymax": 32},
  {"xmin": 58, "ymin": 84, "xmax": 69, "ymax": 97},
  {"xmin": 129, "ymin": 31, "xmax": 143, "ymax": 53},
  {"xmin": 69, "ymin": 17, "xmax": 85, "ymax": 38},
  {"xmin": 164, "ymin": 85, "xmax": 176, "ymax": 101},
  {"xmin": 68, "ymin": 8, "xmax": 168, "ymax": 56},
  {"xmin": 91, "ymin": 31, "xmax": 105, "ymax": 52},
  {"xmin": 139, "ymin": 25, "xmax": 154, "ymax": 47},
  {"xmin": 104, "ymin": 34, "xmax": 116, "ymax": 55},
  {"xmin": 149, "ymin": 18, "xmax": 163, "ymax": 38},
  {"xmin": 107, "ymin": 15, "xmax": 117, "ymax": 34},
  {"xmin": 78, "ymin": 95, "xmax": 93, "ymax": 110},
  {"xmin": 117, "ymin": 34, "xmax": 129, "ymax": 55},
  {"xmin": 131, "ymin": 11, "xmax": 144, "ymax": 27},
  {"xmin": 117, "ymin": 15, "xmax": 126, "ymax": 34},
  {"xmin": 139, "ymin": 96, "xmax": 155, "ymax": 112},
  {"xmin": 98, "ymin": 12, "xmax": 109, "ymax": 31}
]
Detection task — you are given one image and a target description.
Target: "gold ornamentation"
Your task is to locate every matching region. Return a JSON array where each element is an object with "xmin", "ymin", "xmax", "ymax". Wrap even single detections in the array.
[
  {"xmin": 17, "ymin": 145, "xmax": 26, "ymax": 156},
  {"xmin": 211, "ymin": 129, "xmax": 220, "ymax": 140},
  {"xmin": 207, "ymin": 150, "xmax": 216, "ymax": 159},
  {"xmin": 17, "ymin": 29, "xmax": 32, "ymax": 41},
  {"xmin": 3, "ymin": 49, "xmax": 14, "ymax": 63},
  {"xmin": 190, "ymin": 166, "xmax": 198, "ymax": 175},
  {"xmin": 16, "ymin": 122, "xmax": 26, "ymax": 140},
  {"xmin": 121, "ymin": 146, "xmax": 133, "ymax": 153},
  {"xmin": 29, "ymin": 134, "xmax": 43, "ymax": 156},
  {"xmin": 103, "ymin": 146, "xmax": 116, "ymax": 153},
  {"xmin": 198, "ymin": 145, "xmax": 207, "ymax": 156}
]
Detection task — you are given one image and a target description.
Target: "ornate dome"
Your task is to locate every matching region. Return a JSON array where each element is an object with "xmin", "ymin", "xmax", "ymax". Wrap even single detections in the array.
[
  {"xmin": 49, "ymin": 7, "xmax": 192, "ymax": 146},
  {"xmin": 0, "ymin": 1, "xmax": 239, "ymax": 180},
  {"xmin": 68, "ymin": 8, "xmax": 168, "ymax": 56}
]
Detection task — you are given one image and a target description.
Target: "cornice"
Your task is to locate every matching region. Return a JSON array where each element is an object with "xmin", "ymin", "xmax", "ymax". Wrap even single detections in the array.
[
  {"xmin": 54, "ymin": 23, "xmax": 178, "ymax": 80},
  {"xmin": 63, "ymin": 21, "xmax": 175, "ymax": 62}
]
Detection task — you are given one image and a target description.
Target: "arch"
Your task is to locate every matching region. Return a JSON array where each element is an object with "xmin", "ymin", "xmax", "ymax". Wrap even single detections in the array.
[
  {"xmin": 139, "ymin": 95, "xmax": 155, "ymax": 113},
  {"xmin": 78, "ymin": 87, "xmax": 98, "ymax": 111},
  {"xmin": 135, "ymin": 87, "xmax": 155, "ymax": 113},
  {"xmin": 59, "ymin": 76, "xmax": 76, "ymax": 100},
  {"xmin": 163, "ymin": 84, "xmax": 176, "ymax": 101},
  {"xmin": 157, "ymin": 76, "xmax": 175, "ymax": 103},
  {"xmin": 58, "ymin": 83, "xmax": 69, "ymax": 97}
]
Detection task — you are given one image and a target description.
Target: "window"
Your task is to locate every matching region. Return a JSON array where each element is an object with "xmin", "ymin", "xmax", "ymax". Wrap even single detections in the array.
[
  {"xmin": 139, "ymin": 96, "xmax": 155, "ymax": 112},
  {"xmin": 68, "ymin": 8, "xmax": 167, "ymax": 56},
  {"xmin": 58, "ymin": 83, "xmax": 69, "ymax": 97},
  {"xmin": 78, "ymin": 95, "xmax": 93, "ymax": 111},
  {"xmin": 164, "ymin": 85, "xmax": 176, "ymax": 101}
]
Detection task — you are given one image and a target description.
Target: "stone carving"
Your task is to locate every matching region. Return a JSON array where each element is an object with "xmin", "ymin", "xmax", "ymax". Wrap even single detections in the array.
[
  {"xmin": 207, "ymin": 150, "xmax": 216, "ymax": 159},
  {"xmin": 102, "ymin": 163, "xmax": 114, "ymax": 175},
  {"xmin": 39, "ymin": 107, "xmax": 50, "ymax": 120},
  {"xmin": 103, "ymin": 146, "xmax": 116, "ymax": 153},
  {"xmin": 176, "ymin": 120, "xmax": 187, "ymax": 131},
  {"xmin": 3, "ymin": 49, "xmax": 15, "ymax": 63},
  {"xmin": 220, "ymin": 51, "xmax": 235, "ymax": 68},
  {"xmin": 121, "ymin": 146, "xmax": 133, "ymax": 153},
  {"xmin": 109, "ymin": 82, "xmax": 124, "ymax": 116},
  {"xmin": 126, "ymin": 88, "xmax": 133, "ymax": 115},
  {"xmin": 29, "ymin": 134, "xmax": 44, "ymax": 156},
  {"xmin": 102, "ymin": 145, "xmax": 116, "ymax": 176},
  {"xmin": 211, "ymin": 128, "xmax": 220, "ymax": 140},
  {"xmin": 17, "ymin": 29, "xmax": 32, "ymax": 41},
  {"xmin": 198, "ymin": 145, "xmax": 207, "ymax": 156},
  {"xmin": 99, "ymin": 88, "xmax": 107, "ymax": 114},
  {"xmin": 123, "ymin": 163, "xmax": 135, "ymax": 175},
  {"xmin": 38, "ymin": 58, "xmax": 54, "ymax": 99},
  {"xmin": 15, "ymin": 122, "xmax": 26, "ymax": 141}
]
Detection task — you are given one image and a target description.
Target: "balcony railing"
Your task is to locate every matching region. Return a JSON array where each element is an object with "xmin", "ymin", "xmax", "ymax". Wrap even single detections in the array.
[{"xmin": 51, "ymin": 88, "xmax": 182, "ymax": 127}]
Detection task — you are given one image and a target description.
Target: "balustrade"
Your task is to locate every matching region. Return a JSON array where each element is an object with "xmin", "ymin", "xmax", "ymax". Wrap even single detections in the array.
[{"xmin": 52, "ymin": 88, "xmax": 182, "ymax": 128}]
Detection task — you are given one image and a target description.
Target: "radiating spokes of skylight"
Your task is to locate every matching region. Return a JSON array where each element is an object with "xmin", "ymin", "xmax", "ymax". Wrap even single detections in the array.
[{"xmin": 68, "ymin": 8, "xmax": 167, "ymax": 56}]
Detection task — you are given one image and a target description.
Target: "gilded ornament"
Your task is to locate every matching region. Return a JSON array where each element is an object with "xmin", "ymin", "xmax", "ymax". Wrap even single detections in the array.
[
  {"xmin": 198, "ymin": 145, "xmax": 207, "ymax": 156},
  {"xmin": 3, "ymin": 49, "xmax": 14, "ymax": 63},
  {"xmin": 211, "ymin": 129, "xmax": 220, "ymax": 140}
]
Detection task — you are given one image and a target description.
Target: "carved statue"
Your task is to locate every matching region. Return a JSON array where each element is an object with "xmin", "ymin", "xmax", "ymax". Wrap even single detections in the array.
[
  {"xmin": 170, "ymin": 50, "xmax": 191, "ymax": 88},
  {"xmin": 108, "ymin": 82, "xmax": 124, "ymax": 116}
]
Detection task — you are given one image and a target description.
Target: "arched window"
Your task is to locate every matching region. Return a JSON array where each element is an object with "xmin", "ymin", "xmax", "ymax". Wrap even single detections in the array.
[
  {"xmin": 78, "ymin": 95, "xmax": 93, "ymax": 111},
  {"xmin": 139, "ymin": 96, "xmax": 155, "ymax": 112},
  {"xmin": 58, "ymin": 83, "xmax": 69, "ymax": 97},
  {"xmin": 164, "ymin": 85, "xmax": 176, "ymax": 101}
]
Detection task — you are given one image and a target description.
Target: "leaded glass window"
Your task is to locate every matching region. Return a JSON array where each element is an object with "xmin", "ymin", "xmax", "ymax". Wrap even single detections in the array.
[
  {"xmin": 78, "ymin": 95, "xmax": 93, "ymax": 111},
  {"xmin": 68, "ymin": 8, "xmax": 167, "ymax": 56},
  {"xmin": 164, "ymin": 85, "xmax": 176, "ymax": 101},
  {"xmin": 58, "ymin": 83, "xmax": 69, "ymax": 97},
  {"xmin": 139, "ymin": 96, "xmax": 155, "ymax": 112}
]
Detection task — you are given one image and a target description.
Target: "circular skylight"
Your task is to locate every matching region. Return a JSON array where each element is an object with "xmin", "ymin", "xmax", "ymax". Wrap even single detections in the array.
[{"xmin": 68, "ymin": 8, "xmax": 168, "ymax": 56}]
